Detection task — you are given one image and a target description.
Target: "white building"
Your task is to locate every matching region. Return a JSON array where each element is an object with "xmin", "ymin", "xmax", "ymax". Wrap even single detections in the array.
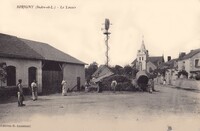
[
  {"xmin": 0, "ymin": 33, "xmax": 86, "ymax": 94},
  {"xmin": 178, "ymin": 48, "xmax": 200, "ymax": 77}
]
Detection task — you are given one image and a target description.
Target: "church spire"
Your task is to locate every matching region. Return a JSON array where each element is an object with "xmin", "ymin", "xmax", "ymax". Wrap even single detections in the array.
[{"xmin": 140, "ymin": 35, "xmax": 146, "ymax": 51}]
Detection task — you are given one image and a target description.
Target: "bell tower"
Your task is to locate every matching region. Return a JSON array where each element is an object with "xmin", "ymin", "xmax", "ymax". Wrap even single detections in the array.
[{"xmin": 136, "ymin": 36, "xmax": 148, "ymax": 71}]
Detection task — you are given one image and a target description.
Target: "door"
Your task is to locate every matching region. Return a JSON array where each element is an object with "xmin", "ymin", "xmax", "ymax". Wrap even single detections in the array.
[
  {"xmin": 77, "ymin": 77, "xmax": 80, "ymax": 91},
  {"xmin": 42, "ymin": 70, "xmax": 63, "ymax": 94},
  {"xmin": 28, "ymin": 67, "xmax": 37, "ymax": 87}
]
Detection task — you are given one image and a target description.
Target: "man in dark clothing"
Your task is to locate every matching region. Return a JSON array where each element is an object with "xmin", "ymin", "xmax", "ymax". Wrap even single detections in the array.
[
  {"xmin": 97, "ymin": 80, "xmax": 103, "ymax": 93},
  {"xmin": 17, "ymin": 79, "xmax": 25, "ymax": 107}
]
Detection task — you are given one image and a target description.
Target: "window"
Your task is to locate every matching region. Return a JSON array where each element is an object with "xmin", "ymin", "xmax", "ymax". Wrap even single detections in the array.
[{"xmin": 195, "ymin": 59, "xmax": 200, "ymax": 68}]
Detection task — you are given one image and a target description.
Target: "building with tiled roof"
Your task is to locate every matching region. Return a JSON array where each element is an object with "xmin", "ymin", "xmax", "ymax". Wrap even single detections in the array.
[
  {"xmin": 0, "ymin": 33, "xmax": 85, "ymax": 94},
  {"xmin": 178, "ymin": 48, "xmax": 200, "ymax": 77}
]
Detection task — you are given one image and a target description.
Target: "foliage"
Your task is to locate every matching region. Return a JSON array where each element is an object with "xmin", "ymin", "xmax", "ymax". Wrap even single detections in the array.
[
  {"xmin": 195, "ymin": 72, "xmax": 200, "ymax": 80},
  {"xmin": 0, "ymin": 63, "xmax": 7, "ymax": 85},
  {"xmin": 178, "ymin": 70, "xmax": 188, "ymax": 78},
  {"xmin": 110, "ymin": 65, "xmax": 138, "ymax": 78},
  {"xmin": 110, "ymin": 65, "xmax": 124, "ymax": 75},
  {"xmin": 153, "ymin": 68, "xmax": 166, "ymax": 77},
  {"xmin": 101, "ymin": 75, "xmax": 132, "ymax": 90},
  {"xmin": 124, "ymin": 65, "xmax": 133, "ymax": 77},
  {"xmin": 116, "ymin": 82, "xmax": 135, "ymax": 91},
  {"xmin": 85, "ymin": 62, "xmax": 98, "ymax": 81}
]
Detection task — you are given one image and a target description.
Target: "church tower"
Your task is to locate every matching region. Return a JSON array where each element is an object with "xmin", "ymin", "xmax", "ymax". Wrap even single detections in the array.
[{"xmin": 136, "ymin": 36, "xmax": 148, "ymax": 71}]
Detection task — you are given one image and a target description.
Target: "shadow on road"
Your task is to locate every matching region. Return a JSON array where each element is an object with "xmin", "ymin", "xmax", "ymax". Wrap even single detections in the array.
[
  {"xmin": 0, "ymin": 96, "xmax": 51, "ymax": 104},
  {"xmin": 172, "ymin": 86, "xmax": 200, "ymax": 93},
  {"xmin": 25, "ymin": 104, "xmax": 42, "ymax": 107}
]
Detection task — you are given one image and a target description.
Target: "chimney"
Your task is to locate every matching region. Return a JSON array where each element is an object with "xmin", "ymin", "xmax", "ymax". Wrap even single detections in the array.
[
  {"xmin": 179, "ymin": 52, "xmax": 186, "ymax": 59},
  {"xmin": 167, "ymin": 56, "xmax": 171, "ymax": 61}
]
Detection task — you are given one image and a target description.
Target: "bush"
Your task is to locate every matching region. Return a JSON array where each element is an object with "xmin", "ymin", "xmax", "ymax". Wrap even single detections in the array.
[
  {"xmin": 195, "ymin": 73, "xmax": 200, "ymax": 80},
  {"xmin": 178, "ymin": 70, "xmax": 188, "ymax": 78},
  {"xmin": 101, "ymin": 75, "xmax": 133, "ymax": 91},
  {"xmin": 116, "ymin": 82, "xmax": 135, "ymax": 91}
]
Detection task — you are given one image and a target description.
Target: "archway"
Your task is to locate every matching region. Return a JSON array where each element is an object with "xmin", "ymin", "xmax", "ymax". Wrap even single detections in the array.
[{"xmin": 6, "ymin": 66, "xmax": 16, "ymax": 86}]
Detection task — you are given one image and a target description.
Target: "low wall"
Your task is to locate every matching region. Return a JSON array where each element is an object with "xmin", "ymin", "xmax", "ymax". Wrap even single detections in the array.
[{"xmin": 174, "ymin": 79, "xmax": 200, "ymax": 90}]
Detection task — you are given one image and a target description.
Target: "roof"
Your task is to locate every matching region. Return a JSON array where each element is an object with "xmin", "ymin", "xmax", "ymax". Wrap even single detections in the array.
[
  {"xmin": 131, "ymin": 56, "xmax": 164, "ymax": 67},
  {"xmin": 0, "ymin": 33, "xmax": 85, "ymax": 65},
  {"xmin": 92, "ymin": 65, "xmax": 114, "ymax": 78},
  {"xmin": 20, "ymin": 38, "xmax": 85, "ymax": 65},
  {"xmin": 0, "ymin": 33, "xmax": 43, "ymax": 60},
  {"xmin": 91, "ymin": 65, "xmax": 114, "ymax": 82},
  {"xmin": 180, "ymin": 48, "xmax": 200, "ymax": 60},
  {"xmin": 147, "ymin": 56, "xmax": 164, "ymax": 67},
  {"xmin": 131, "ymin": 59, "xmax": 137, "ymax": 65},
  {"xmin": 159, "ymin": 58, "xmax": 178, "ymax": 69}
]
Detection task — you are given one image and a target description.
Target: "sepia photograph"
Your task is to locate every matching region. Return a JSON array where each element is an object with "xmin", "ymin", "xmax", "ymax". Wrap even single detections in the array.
[{"xmin": 0, "ymin": 0, "xmax": 200, "ymax": 130}]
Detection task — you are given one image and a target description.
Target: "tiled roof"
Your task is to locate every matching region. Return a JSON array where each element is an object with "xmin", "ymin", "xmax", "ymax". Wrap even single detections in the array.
[
  {"xmin": 147, "ymin": 56, "xmax": 164, "ymax": 66},
  {"xmin": 91, "ymin": 65, "xmax": 114, "ymax": 82},
  {"xmin": 180, "ymin": 48, "xmax": 200, "ymax": 60},
  {"xmin": 0, "ymin": 33, "xmax": 85, "ymax": 65},
  {"xmin": 0, "ymin": 33, "xmax": 43, "ymax": 60},
  {"xmin": 159, "ymin": 58, "xmax": 178, "ymax": 69},
  {"xmin": 131, "ymin": 56, "xmax": 164, "ymax": 67}
]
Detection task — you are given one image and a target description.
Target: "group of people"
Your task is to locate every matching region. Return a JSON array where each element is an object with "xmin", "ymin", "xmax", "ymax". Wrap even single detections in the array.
[
  {"xmin": 17, "ymin": 79, "xmax": 69, "ymax": 107},
  {"xmin": 17, "ymin": 79, "xmax": 38, "ymax": 107},
  {"xmin": 85, "ymin": 79, "xmax": 118, "ymax": 93},
  {"xmin": 17, "ymin": 77, "xmax": 155, "ymax": 107}
]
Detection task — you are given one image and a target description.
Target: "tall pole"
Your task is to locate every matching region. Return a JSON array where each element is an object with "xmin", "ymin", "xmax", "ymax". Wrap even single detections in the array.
[
  {"xmin": 103, "ymin": 19, "xmax": 111, "ymax": 66},
  {"xmin": 104, "ymin": 31, "xmax": 110, "ymax": 66}
]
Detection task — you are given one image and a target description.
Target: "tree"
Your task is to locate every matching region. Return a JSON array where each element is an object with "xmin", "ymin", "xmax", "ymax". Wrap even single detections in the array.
[
  {"xmin": 110, "ymin": 65, "xmax": 123, "ymax": 75},
  {"xmin": 0, "ymin": 62, "xmax": 7, "ymax": 87},
  {"xmin": 85, "ymin": 62, "xmax": 98, "ymax": 80},
  {"xmin": 124, "ymin": 65, "xmax": 133, "ymax": 77},
  {"xmin": 132, "ymin": 67, "xmax": 139, "ymax": 78}
]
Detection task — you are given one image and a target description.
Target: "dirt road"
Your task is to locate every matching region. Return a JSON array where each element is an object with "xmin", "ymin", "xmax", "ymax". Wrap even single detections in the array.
[{"xmin": 0, "ymin": 85, "xmax": 200, "ymax": 131}]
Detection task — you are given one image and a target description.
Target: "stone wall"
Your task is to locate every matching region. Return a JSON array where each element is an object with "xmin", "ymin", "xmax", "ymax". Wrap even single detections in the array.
[{"xmin": 174, "ymin": 79, "xmax": 200, "ymax": 90}]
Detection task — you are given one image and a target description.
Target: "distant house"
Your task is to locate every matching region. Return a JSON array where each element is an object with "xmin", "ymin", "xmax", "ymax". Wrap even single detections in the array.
[
  {"xmin": 178, "ymin": 48, "xmax": 200, "ymax": 77},
  {"xmin": 0, "ymin": 33, "xmax": 85, "ymax": 94},
  {"xmin": 160, "ymin": 57, "xmax": 178, "ymax": 85},
  {"xmin": 91, "ymin": 65, "xmax": 114, "ymax": 83},
  {"xmin": 131, "ymin": 38, "xmax": 164, "ymax": 73}
]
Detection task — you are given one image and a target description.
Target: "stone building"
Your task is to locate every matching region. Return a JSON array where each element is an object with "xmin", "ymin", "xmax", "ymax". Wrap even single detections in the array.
[
  {"xmin": 177, "ymin": 48, "xmax": 200, "ymax": 78},
  {"xmin": 0, "ymin": 33, "xmax": 85, "ymax": 94}
]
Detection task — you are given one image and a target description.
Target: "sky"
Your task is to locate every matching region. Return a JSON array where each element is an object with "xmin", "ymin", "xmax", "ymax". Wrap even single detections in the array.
[{"xmin": 0, "ymin": 0, "xmax": 200, "ymax": 66}]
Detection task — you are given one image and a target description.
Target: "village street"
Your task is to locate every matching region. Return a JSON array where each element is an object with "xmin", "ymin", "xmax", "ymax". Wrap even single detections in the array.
[{"xmin": 0, "ymin": 85, "xmax": 200, "ymax": 131}]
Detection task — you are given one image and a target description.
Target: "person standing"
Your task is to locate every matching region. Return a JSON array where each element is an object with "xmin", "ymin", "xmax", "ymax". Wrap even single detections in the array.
[
  {"xmin": 17, "ymin": 79, "xmax": 25, "ymax": 107},
  {"xmin": 97, "ymin": 80, "xmax": 103, "ymax": 93},
  {"xmin": 31, "ymin": 80, "xmax": 38, "ymax": 101},
  {"xmin": 61, "ymin": 80, "xmax": 67, "ymax": 96},
  {"xmin": 111, "ymin": 80, "xmax": 117, "ymax": 93}
]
